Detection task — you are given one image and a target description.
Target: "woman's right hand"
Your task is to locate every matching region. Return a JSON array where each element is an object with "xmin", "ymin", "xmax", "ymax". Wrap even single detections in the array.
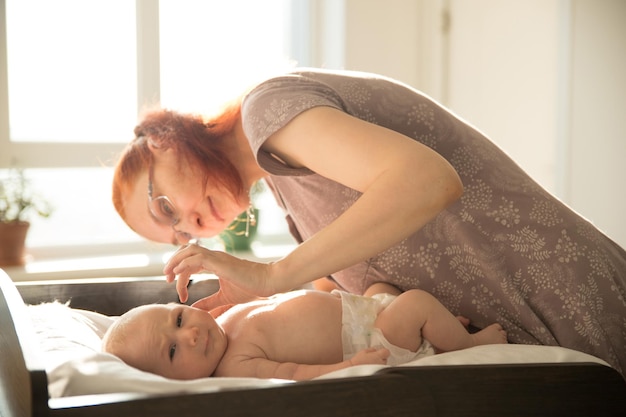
[{"xmin": 163, "ymin": 243, "xmax": 275, "ymax": 309}]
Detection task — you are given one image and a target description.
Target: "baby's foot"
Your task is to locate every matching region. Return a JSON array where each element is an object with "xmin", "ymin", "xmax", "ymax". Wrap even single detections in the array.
[{"xmin": 471, "ymin": 323, "xmax": 508, "ymax": 346}]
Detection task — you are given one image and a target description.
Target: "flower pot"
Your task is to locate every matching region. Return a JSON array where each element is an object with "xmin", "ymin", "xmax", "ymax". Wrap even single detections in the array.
[{"xmin": 0, "ymin": 221, "xmax": 30, "ymax": 267}]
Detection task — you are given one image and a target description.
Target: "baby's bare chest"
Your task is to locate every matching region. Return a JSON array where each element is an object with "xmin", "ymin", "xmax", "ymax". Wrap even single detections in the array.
[{"xmin": 220, "ymin": 291, "xmax": 345, "ymax": 362}]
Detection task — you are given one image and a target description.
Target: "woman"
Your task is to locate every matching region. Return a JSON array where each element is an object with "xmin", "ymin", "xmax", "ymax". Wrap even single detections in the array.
[{"xmin": 113, "ymin": 68, "xmax": 626, "ymax": 375}]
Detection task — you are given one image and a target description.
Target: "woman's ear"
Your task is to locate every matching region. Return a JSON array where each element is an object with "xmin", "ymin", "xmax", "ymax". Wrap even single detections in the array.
[
  {"xmin": 148, "ymin": 139, "xmax": 180, "ymax": 170},
  {"xmin": 147, "ymin": 137, "xmax": 176, "ymax": 159},
  {"xmin": 147, "ymin": 136, "xmax": 162, "ymax": 152}
]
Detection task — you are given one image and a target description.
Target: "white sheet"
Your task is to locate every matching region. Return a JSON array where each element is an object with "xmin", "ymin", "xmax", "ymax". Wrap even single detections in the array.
[{"xmin": 27, "ymin": 301, "xmax": 611, "ymax": 398}]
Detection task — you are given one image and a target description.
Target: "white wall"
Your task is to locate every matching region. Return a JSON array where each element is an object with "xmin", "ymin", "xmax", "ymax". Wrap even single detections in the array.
[
  {"xmin": 309, "ymin": 0, "xmax": 424, "ymax": 88},
  {"xmin": 568, "ymin": 0, "xmax": 626, "ymax": 246},
  {"xmin": 446, "ymin": 0, "xmax": 562, "ymax": 193},
  {"xmin": 311, "ymin": 0, "xmax": 626, "ymax": 249},
  {"xmin": 445, "ymin": 0, "xmax": 626, "ymax": 248},
  {"xmin": 343, "ymin": 0, "xmax": 421, "ymax": 87}
]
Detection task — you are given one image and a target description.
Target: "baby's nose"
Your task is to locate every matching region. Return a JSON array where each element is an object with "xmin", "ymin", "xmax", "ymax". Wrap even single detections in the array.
[{"xmin": 183, "ymin": 326, "xmax": 199, "ymax": 346}]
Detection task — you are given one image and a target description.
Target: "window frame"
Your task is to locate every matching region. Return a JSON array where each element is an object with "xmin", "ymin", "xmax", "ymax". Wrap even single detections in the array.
[
  {"xmin": 0, "ymin": 0, "xmax": 322, "ymax": 168},
  {"xmin": 0, "ymin": 0, "xmax": 160, "ymax": 169},
  {"xmin": 0, "ymin": 0, "xmax": 309, "ymax": 280}
]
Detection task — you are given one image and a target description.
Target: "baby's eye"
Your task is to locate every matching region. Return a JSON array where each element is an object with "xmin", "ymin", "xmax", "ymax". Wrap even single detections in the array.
[
  {"xmin": 176, "ymin": 313, "xmax": 182, "ymax": 327},
  {"xmin": 169, "ymin": 344, "xmax": 177, "ymax": 361}
]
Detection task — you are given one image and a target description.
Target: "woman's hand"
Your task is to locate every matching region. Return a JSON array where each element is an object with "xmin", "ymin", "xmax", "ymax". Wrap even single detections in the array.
[{"xmin": 163, "ymin": 243, "xmax": 274, "ymax": 309}]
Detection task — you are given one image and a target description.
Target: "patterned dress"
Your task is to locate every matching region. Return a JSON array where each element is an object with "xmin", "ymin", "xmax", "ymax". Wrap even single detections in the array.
[{"xmin": 241, "ymin": 68, "xmax": 626, "ymax": 375}]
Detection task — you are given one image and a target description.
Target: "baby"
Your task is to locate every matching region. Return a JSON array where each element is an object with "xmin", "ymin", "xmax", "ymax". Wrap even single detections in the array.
[{"xmin": 102, "ymin": 286, "xmax": 507, "ymax": 381}]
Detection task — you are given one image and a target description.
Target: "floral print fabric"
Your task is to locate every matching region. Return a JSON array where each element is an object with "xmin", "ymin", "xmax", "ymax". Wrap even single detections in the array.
[{"xmin": 241, "ymin": 68, "xmax": 626, "ymax": 375}]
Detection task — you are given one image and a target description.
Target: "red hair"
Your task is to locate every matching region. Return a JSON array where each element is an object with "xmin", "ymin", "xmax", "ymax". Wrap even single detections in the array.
[{"xmin": 112, "ymin": 99, "xmax": 243, "ymax": 224}]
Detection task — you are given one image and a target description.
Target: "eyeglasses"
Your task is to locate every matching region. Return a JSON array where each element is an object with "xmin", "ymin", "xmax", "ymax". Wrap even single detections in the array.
[{"xmin": 147, "ymin": 165, "xmax": 194, "ymax": 243}]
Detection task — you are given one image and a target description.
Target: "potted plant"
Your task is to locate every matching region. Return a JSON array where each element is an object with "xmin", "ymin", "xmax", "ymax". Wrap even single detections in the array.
[
  {"xmin": 0, "ymin": 169, "xmax": 52, "ymax": 267},
  {"xmin": 219, "ymin": 181, "xmax": 264, "ymax": 253},
  {"xmin": 219, "ymin": 207, "xmax": 260, "ymax": 252}
]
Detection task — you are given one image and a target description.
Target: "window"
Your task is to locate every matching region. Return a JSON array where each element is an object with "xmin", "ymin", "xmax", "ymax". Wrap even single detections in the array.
[
  {"xmin": 158, "ymin": 0, "xmax": 292, "ymax": 113},
  {"xmin": 1, "ymin": 0, "xmax": 305, "ymax": 269},
  {"xmin": 6, "ymin": 0, "xmax": 137, "ymax": 143}
]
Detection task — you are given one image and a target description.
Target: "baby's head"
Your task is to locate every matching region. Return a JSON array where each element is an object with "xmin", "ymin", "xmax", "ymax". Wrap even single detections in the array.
[{"xmin": 102, "ymin": 303, "xmax": 227, "ymax": 380}]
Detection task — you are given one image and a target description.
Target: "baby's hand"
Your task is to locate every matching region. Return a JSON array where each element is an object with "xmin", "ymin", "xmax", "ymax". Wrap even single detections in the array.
[{"xmin": 349, "ymin": 347, "xmax": 390, "ymax": 366}]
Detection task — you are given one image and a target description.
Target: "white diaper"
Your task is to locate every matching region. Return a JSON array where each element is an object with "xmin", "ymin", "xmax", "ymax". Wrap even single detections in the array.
[{"xmin": 332, "ymin": 290, "xmax": 435, "ymax": 366}]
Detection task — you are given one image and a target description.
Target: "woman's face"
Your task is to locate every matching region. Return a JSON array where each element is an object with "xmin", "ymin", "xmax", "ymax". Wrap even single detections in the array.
[{"xmin": 124, "ymin": 149, "xmax": 248, "ymax": 245}]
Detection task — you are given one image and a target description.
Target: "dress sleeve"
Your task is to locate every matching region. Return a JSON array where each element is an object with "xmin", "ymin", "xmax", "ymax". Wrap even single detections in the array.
[{"xmin": 241, "ymin": 73, "xmax": 345, "ymax": 175}]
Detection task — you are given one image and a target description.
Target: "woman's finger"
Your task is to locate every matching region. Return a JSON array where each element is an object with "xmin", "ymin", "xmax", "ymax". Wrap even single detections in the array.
[
  {"xmin": 192, "ymin": 292, "xmax": 225, "ymax": 311},
  {"xmin": 176, "ymin": 271, "xmax": 190, "ymax": 303}
]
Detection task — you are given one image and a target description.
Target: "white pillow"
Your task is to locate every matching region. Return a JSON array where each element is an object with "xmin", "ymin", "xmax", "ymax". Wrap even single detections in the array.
[
  {"xmin": 27, "ymin": 301, "xmax": 114, "ymax": 370},
  {"xmin": 49, "ymin": 352, "xmax": 292, "ymax": 397}
]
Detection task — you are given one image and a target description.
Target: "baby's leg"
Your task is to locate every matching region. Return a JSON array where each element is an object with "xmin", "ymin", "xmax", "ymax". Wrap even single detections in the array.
[
  {"xmin": 363, "ymin": 282, "xmax": 401, "ymax": 297},
  {"xmin": 374, "ymin": 289, "xmax": 507, "ymax": 353}
]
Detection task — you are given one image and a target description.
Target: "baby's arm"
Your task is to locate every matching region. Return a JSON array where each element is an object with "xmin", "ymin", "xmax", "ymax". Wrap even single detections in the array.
[{"xmin": 223, "ymin": 348, "xmax": 390, "ymax": 381}]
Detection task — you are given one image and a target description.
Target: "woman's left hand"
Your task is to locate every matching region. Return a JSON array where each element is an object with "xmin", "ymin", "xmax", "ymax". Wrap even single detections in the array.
[{"xmin": 163, "ymin": 243, "xmax": 273, "ymax": 307}]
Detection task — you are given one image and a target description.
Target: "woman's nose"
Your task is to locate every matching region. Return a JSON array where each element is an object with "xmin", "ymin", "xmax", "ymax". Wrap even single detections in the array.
[
  {"xmin": 175, "ymin": 213, "xmax": 203, "ymax": 242},
  {"xmin": 172, "ymin": 215, "xmax": 202, "ymax": 245}
]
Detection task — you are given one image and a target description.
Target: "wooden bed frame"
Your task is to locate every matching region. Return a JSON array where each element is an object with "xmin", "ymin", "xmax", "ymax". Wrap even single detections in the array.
[{"xmin": 1, "ymin": 269, "xmax": 625, "ymax": 417}]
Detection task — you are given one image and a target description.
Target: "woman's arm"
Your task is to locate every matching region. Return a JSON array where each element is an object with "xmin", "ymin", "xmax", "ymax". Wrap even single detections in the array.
[
  {"xmin": 264, "ymin": 106, "xmax": 463, "ymax": 293},
  {"xmin": 167, "ymin": 106, "xmax": 461, "ymax": 307}
]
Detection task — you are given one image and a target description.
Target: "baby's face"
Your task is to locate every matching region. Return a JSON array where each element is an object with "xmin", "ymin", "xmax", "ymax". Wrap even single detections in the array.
[{"xmin": 115, "ymin": 303, "xmax": 227, "ymax": 380}]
